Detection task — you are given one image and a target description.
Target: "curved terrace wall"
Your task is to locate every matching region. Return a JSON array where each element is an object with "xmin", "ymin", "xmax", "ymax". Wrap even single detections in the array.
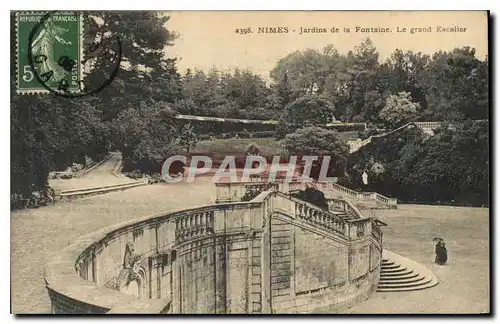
[{"xmin": 45, "ymin": 191, "xmax": 382, "ymax": 314}]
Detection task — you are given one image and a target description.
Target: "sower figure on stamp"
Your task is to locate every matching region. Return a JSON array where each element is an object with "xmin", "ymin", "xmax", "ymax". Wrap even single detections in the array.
[
  {"xmin": 31, "ymin": 19, "xmax": 73, "ymax": 83},
  {"xmin": 433, "ymin": 237, "xmax": 448, "ymax": 265}
]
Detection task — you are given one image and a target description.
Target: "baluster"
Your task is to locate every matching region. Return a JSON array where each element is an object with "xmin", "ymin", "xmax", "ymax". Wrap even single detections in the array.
[
  {"xmin": 175, "ymin": 219, "xmax": 180, "ymax": 241},
  {"xmin": 199, "ymin": 212, "xmax": 204, "ymax": 235},
  {"xmin": 191, "ymin": 214, "xmax": 195, "ymax": 237},
  {"xmin": 195, "ymin": 213, "xmax": 201, "ymax": 235},
  {"xmin": 297, "ymin": 204, "xmax": 302, "ymax": 218},
  {"xmin": 184, "ymin": 217, "xmax": 189, "ymax": 238},
  {"xmin": 179, "ymin": 217, "xmax": 185, "ymax": 241},
  {"xmin": 200, "ymin": 212, "xmax": 206, "ymax": 236}
]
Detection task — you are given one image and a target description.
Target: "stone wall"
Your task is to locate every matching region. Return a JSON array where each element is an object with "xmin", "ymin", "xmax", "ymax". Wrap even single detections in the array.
[{"xmin": 267, "ymin": 216, "xmax": 381, "ymax": 314}]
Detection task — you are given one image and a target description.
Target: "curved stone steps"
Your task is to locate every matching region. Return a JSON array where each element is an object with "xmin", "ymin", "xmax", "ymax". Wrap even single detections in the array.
[{"xmin": 377, "ymin": 250, "xmax": 438, "ymax": 292}]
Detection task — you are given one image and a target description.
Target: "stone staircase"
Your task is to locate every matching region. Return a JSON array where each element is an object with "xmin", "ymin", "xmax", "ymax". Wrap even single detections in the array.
[{"xmin": 377, "ymin": 250, "xmax": 439, "ymax": 292}]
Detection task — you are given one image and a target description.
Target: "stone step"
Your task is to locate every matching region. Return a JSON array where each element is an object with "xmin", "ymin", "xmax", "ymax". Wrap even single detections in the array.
[
  {"xmin": 381, "ymin": 263, "xmax": 400, "ymax": 270},
  {"xmin": 379, "ymin": 276, "xmax": 427, "ymax": 285},
  {"xmin": 380, "ymin": 269, "xmax": 413, "ymax": 277},
  {"xmin": 378, "ymin": 277, "xmax": 432, "ymax": 289},
  {"xmin": 381, "ymin": 266, "xmax": 408, "ymax": 274},
  {"xmin": 377, "ymin": 250, "xmax": 439, "ymax": 292},
  {"xmin": 377, "ymin": 277, "xmax": 435, "ymax": 292},
  {"xmin": 380, "ymin": 273, "xmax": 419, "ymax": 281}
]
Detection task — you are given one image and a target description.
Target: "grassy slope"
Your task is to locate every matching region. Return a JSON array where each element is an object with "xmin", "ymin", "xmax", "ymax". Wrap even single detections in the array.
[{"xmin": 191, "ymin": 138, "xmax": 282, "ymax": 157}]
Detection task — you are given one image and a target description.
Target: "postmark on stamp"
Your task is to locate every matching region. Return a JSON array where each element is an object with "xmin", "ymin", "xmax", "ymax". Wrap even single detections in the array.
[{"xmin": 16, "ymin": 11, "xmax": 83, "ymax": 94}]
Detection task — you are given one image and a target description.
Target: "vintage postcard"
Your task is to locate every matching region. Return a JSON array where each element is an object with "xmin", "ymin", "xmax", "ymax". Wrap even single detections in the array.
[{"xmin": 10, "ymin": 11, "xmax": 489, "ymax": 314}]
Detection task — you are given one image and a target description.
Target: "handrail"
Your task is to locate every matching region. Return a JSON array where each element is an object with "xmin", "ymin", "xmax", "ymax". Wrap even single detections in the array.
[
  {"xmin": 215, "ymin": 177, "xmax": 397, "ymax": 207},
  {"xmin": 79, "ymin": 153, "xmax": 115, "ymax": 177},
  {"xmin": 327, "ymin": 196, "xmax": 365, "ymax": 220},
  {"xmin": 302, "ymin": 178, "xmax": 397, "ymax": 207},
  {"xmin": 348, "ymin": 120, "xmax": 479, "ymax": 154},
  {"xmin": 275, "ymin": 191, "xmax": 347, "ymax": 224}
]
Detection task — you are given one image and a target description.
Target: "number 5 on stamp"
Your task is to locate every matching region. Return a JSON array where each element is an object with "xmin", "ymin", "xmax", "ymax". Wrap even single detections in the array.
[{"xmin": 16, "ymin": 11, "xmax": 82, "ymax": 94}]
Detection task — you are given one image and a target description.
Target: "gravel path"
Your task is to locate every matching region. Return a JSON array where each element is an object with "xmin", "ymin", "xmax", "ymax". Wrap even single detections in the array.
[
  {"xmin": 341, "ymin": 204, "xmax": 490, "ymax": 314},
  {"xmin": 11, "ymin": 178, "xmax": 216, "ymax": 314},
  {"xmin": 48, "ymin": 154, "xmax": 135, "ymax": 191}
]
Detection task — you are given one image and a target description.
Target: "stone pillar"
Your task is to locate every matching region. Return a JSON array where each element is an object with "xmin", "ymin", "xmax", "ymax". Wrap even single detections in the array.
[
  {"xmin": 344, "ymin": 222, "xmax": 350, "ymax": 239},
  {"xmin": 260, "ymin": 213, "xmax": 272, "ymax": 314},
  {"xmin": 171, "ymin": 252, "xmax": 180, "ymax": 313}
]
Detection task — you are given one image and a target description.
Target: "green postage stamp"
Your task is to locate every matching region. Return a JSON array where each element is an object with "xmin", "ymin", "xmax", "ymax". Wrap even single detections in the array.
[{"xmin": 16, "ymin": 12, "xmax": 83, "ymax": 94}]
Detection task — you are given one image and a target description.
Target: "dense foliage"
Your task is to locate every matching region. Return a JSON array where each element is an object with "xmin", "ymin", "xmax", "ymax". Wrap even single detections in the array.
[
  {"xmin": 348, "ymin": 121, "xmax": 489, "ymax": 206},
  {"xmin": 291, "ymin": 187, "xmax": 329, "ymax": 210},
  {"xmin": 282, "ymin": 127, "xmax": 349, "ymax": 180}
]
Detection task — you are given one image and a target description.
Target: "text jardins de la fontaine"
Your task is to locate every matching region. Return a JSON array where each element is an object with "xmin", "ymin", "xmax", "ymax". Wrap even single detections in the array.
[{"xmin": 235, "ymin": 25, "xmax": 467, "ymax": 35}]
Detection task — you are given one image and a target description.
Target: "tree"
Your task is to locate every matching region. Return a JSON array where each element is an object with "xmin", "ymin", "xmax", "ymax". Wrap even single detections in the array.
[
  {"xmin": 83, "ymin": 12, "xmax": 183, "ymax": 173},
  {"xmin": 339, "ymin": 38, "xmax": 383, "ymax": 122},
  {"xmin": 379, "ymin": 92, "xmax": 420, "ymax": 127},
  {"xmin": 112, "ymin": 102, "xmax": 179, "ymax": 173},
  {"xmin": 176, "ymin": 123, "xmax": 198, "ymax": 153},
  {"xmin": 282, "ymin": 126, "xmax": 349, "ymax": 180},
  {"xmin": 421, "ymin": 47, "xmax": 488, "ymax": 121},
  {"xmin": 82, "ymin": 12, "xmax": 182, "ymax": 121},
  {"xmin": 271, "ymin": 46, "xmax": 344, "ymax": 98},
  {"xmin": 379, "ymin": 49, "xmax": 430, "ymax": 112},
  {"xmin": 278, "ymin": 95, "xmax": 336, "ymax": 137},
  {"xmin": 270, "ymin": 45, "xmax": 346, "ymax": 111},
  {"xmin": 174, "ymin": 98, "xmax": 199, "ymax": 115}
]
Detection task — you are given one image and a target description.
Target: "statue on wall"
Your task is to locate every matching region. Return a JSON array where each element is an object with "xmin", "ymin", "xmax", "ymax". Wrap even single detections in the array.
[
  {"xmin": 103, "ymin": 242, "xmax": 143, "ymax": 292},
  {"xmin": 122, "ymin": 242, "xmax": 142, "ymax": 285}
]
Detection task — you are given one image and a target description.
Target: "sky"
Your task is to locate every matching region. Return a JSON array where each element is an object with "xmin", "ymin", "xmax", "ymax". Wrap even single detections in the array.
[{"xmin": 164, "ymin": 11, "xmax": 488, "ymax": 81}]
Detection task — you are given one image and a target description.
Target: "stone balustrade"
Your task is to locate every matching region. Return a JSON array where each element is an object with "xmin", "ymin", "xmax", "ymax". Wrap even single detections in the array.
[{"xmin": 220, "ymin": 178, "xmax": 397, "ymax": 209}]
